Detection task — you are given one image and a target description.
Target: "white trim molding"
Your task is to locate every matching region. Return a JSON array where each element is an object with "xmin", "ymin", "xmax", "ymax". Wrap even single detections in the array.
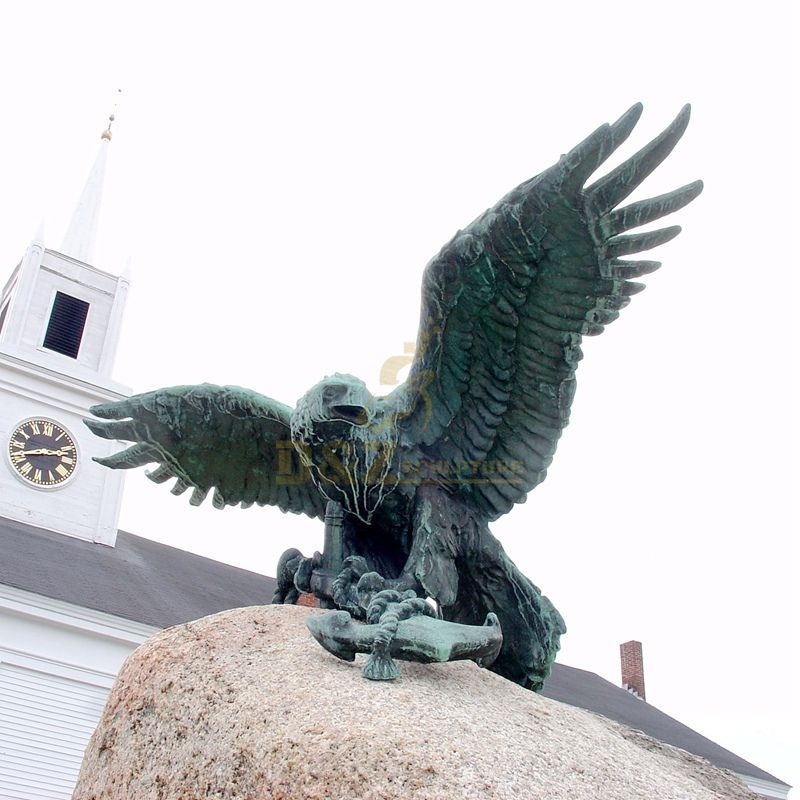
[
  {"xmin": 0, "ymin": 583, "xmax": 160, "ymax": 644},
  {"xmin": 735, "ymin": 773, "xmax": 791, "ymax": 799}
]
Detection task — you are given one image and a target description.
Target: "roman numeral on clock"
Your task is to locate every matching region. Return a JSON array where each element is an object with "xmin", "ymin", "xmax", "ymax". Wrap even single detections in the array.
[{"xmin": 9, "ymin": 419, "xmax": 78, "ymax": 486}]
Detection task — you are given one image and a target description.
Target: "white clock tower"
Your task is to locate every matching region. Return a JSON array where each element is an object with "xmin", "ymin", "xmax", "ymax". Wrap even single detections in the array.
[{"xmin": 0, "ymin": 115, "xmax": 130, "ymax": 545}]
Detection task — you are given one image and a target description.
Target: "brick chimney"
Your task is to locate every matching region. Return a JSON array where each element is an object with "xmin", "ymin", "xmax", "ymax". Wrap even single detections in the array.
[{"xmin": 620, "ymin": 640, "xmax": 646, "ymax": 700}]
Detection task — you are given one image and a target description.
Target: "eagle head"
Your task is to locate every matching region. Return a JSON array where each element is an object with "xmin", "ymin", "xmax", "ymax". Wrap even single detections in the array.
[{"xmin": 290, "ymin": 374, "xmax": 399, "ymax": 523}]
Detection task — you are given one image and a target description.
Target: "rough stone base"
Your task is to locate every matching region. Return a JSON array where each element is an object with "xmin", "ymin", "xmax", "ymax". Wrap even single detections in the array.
[{"xmin": 73, "ymin": 605, "xmax": 756, "ymax": 800}]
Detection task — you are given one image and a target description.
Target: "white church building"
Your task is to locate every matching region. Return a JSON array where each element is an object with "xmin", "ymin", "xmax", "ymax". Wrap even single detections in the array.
[
  {"xmin": 0, "ymin": 118, "xmax": 790, "ymax": 800},
  {"xmin": 0, "ymin": 116, "xmax": 279, "ymax": 799}
]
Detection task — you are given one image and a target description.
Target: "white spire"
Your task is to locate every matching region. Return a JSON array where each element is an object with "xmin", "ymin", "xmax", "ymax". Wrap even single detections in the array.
[{"xmin": 60, "ymin": 96, "xmax": 119, "ymax": 264}]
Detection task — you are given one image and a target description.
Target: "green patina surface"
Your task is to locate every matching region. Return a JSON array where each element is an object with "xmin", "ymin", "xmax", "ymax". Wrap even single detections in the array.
[{"xmin": 87, "ymin": 103, "xmax": 701, "ymax": 692}]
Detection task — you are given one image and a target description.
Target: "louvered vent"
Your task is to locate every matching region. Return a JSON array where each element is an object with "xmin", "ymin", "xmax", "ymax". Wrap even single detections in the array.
[
  {"xmin": 0, "ymin": 663, "xmax": 108, "ymax": 799},
  {"xmin": 0, "ymin": 302, "xmax": 8, "ymax": 336},
  {"xmin": 42, "ymin": 292, "xmax": 90, "ymax": 358}
]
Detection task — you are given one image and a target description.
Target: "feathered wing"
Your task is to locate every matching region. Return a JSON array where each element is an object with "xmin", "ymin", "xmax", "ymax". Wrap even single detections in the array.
[
  {"xmin": 85, "ymin": 384, "xmax": 326, "ymax": 519},
  {"xmin": 392, "ymin": 103, "xmax": 702, "ymax": 520}
]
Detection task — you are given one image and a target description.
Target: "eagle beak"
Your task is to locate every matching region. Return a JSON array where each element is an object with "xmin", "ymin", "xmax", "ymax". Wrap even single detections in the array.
[{"xmin": 331, "ymin": 405, "xmax": 370, "ymax": 426}]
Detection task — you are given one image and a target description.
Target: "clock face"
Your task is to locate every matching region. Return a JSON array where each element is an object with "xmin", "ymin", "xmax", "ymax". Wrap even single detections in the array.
[{"xmin": 7, "ymin": 418, "xmax": 79, "ymax": 488}]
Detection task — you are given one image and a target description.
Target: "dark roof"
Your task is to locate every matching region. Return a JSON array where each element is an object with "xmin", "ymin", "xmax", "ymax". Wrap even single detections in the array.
[
  {"xmin": 542, "ymin": 662, "xmax": 787, "ymax": 786},
  {"xmin": 0, "ymin": 516, "xmax": 787, "ymax": 789},
  {"xmin": 0, "ymin": 517, "xmax": 276, "ymax": 629}
]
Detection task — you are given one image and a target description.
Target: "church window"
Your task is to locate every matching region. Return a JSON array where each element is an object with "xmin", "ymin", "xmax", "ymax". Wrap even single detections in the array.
[{"xmin": 42, "ymin": 291, "xmax": 90, "ymax": 358}]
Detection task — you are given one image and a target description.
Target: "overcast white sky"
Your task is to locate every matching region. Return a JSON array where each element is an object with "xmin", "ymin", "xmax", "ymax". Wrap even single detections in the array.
[{"xmin": 0, "ymin": 1, "xmax": 797, "ymax": 792}]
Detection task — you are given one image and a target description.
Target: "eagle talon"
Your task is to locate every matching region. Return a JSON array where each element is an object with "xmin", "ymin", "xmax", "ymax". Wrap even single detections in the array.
[
  {"xmin": 271, "ymin": 548, "xmax": 321, "ymax": 605},
  {"xmin": 272, "ymin": 548, "xmax": 304, "ymax": 604},
  {"xmin": 293, "ymin": 552, "xmax": 321, "ymax": 594},
  {"xmin": 356, "ymin": 572, "xmax": 387, "ymax": 610},
  {"xmin": 331, "ymin": 556, "xmax": 371, "ymax": 618}
]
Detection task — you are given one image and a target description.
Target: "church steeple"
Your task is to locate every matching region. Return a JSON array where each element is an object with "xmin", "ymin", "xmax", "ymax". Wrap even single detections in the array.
[
  {"xmin": 0, "ymin": 96, "xmax": 129, "ymax": 380},
  {"xmin": 60, "ymin": 97, "xmax": 118, "ymax": 264}
]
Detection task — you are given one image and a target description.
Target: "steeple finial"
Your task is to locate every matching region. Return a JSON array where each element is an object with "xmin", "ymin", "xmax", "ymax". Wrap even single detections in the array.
[
  {"xmin": 60, "ymin": 92, "xmax": 121, "ymax": 264},
  {"xmin": 101, "ymin": 90, "xmax": 121, "ymax": 142}
]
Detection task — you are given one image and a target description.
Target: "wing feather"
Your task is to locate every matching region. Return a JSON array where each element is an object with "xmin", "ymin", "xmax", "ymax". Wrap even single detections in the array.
[
  {"xmin": 86, "ymin": 384, "xmax": 326, "ymax": 519},
  {"xmin": 392, "ymin": 104, "xmax": 701, "ymax": 519}
]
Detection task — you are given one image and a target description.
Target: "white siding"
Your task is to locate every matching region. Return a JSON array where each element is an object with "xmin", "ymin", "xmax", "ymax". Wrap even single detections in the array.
[{"xmin": 0, "ymin": 663, "xmax": 108, "ymax": 799}]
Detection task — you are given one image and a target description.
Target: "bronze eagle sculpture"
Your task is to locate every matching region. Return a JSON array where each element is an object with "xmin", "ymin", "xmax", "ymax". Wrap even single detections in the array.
[{"xmin": 86, "ymin": 103, "xmax": 702, "ymax": 691}]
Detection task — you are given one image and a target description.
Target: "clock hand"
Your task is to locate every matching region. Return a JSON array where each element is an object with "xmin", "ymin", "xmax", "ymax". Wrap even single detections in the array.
[{"xmin": 20, "ymin": 448, "xmax": 64, "ymax": 456}]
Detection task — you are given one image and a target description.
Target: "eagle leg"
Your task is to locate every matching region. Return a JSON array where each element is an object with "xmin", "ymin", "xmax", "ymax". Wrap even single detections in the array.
[{"xmin": 407, "ymin": 485, "xmax": 566, "ymax": 691}]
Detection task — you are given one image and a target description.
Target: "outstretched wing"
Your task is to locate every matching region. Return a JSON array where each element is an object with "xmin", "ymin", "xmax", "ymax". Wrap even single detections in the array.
[
  {"xmin": 86, "ymin": 384, "xmax": 326, "ymax": 519},
  {"xmin": 392, "ymin": 103, "xmax": 702, "ymax": 520}
]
